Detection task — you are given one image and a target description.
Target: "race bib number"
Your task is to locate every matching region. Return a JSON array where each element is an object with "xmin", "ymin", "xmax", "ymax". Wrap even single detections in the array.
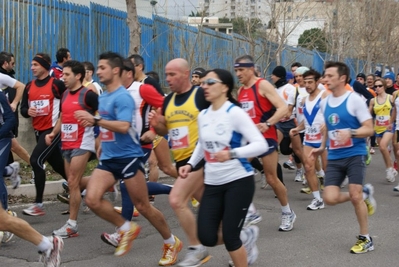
[
  {"xmin": 241, "ymin": 101, "xmax": 255, "ymax": 118},
  {"xmin": 61, "ymin": 124, "xmax": 78, "ymax": 141},
  {"xmin": 169, "ymin": 126, "xmax": 189, "ymax": 149},
  {"xmin": 305, "ymin": 126, "xmax": 322, "ymax": 143},
  {"xmin": 376, "ymin": 115, "xmax": 390, "ymax": 127},
  {"xmin": 328, "ymin": 129, "xmax": 353, "ymax": 149},
  {"xmin": 30, "ymin": 100, "xmax": 50, "ymax": 116},
  {"xmin": 203, "ymin": 141, "xmax": 228, "ymax": 163},
  {"xmin": 100, "ymin": 127, "xmax": 115, "ymax": 142}
]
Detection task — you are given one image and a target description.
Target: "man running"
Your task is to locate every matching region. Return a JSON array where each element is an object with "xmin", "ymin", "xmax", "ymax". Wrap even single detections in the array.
[
  {"xmin": 46, "ymin": 60, "xmax": 98, "ymax": 238},
  {"xmin": 20, "ymin": 53, "xmax": 67, "ymax": 216},
  {"xmin": 310, "ymin": 61, "xmax": 377, "ymax": 254},
  {"xmin": 235, "ymin": 55, "xmax": 296, "ymax": 231},
  {"xmin": 75, "ymin": 52, "xmax": 182, "ymax": 265},
  {"xmin": 149, "ymin": 58, "xmax": 211, "ymax": 266}
]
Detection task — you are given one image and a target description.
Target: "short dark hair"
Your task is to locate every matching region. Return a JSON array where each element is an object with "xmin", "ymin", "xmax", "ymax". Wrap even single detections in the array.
[
  {"xmin": 123, "ymin": 58, "xmax": 136, "ymax": 77},
  {"xmin": 0, "ymin": 51, "xmax": 14, "ymax": 66},
  {"xmin": 146, "ymin": 71, "xmax": 160, "ymax": 83},
  {"xmin": 128, "ymin": 54, "xmax": 145, "ymax": 70},
  {"xmin": 82, "ymin": 61, "xmax": 95, "ymax": 72},
  {"xmin": 56, "ymin": 48, "xmax": 70, "ymax": 63},
  {"xmin": 302, "ymin": 68, "xmax": 321, "ymax": 81},
  {"xmin": 291, "ymin": 62, "xmax": 302, "ymax": 68},
  {"xmin": 235, "ymin": 55, "xmax": 254, "ymax": 64},
  {"xmin": 99, "ymin": 51, "xmax": 124, "ymax": 76},
  {"xmin": 63, "ymin": 60, "xmax": 85, "ymax": 83},
  {"xmin": 324, "ymin": 61, "xmax": 350, "ymax": 83}
]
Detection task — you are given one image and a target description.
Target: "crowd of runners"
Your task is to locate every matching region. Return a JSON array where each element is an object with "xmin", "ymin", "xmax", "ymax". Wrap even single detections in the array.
[{"xmin": 2, "ymin": 47, "xmax": 397, "ymax": 267}]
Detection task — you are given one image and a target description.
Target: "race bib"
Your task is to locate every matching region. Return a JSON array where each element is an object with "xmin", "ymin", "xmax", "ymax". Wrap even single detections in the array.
[
  {"xmin": 376, "ymin": 115, "xmax": 390, "ymax": 127},
  {"xmin": 61, "ymin": 124, "xmax": 78, "ymax": 141},
  {"xmin": 328, "ymin": 129, "xmax": 353, "ymax": 149},
  {"xmin": 241, "ymin": 101, "xmax": 255, "ymax": 118},
  {"xmin": 203, "ymin": 141, "xmax": 229, "ymax": 163},
  {"xmin": 100, "ymin": 127, "xmax": 115, "ymax": 142},
  {"xmin": 169, "ymin": 126, "xmax": 189, "ymax": 149},
  {"xmin": 30, "ymin": 99, "xmax": 50, "ymax": 116},
  {"xmin": 305, "ymin": 126, "xmax": 322, "ymax": 143}
]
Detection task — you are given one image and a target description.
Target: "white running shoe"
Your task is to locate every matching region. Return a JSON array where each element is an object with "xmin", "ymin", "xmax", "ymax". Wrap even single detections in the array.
[
  {"xmin": 294, "ymin": 169, "xmax": 304, "ymax": 182},
  {"xmin": 260, "ymin": 173, "xmax": 268, "ymax": 189},
  {"xmin": 242, "ymin": 225, "xmax": 259, "ymax": 265},
  {"xmin": 39, "ymin": 236, "xmax": 64, "ymax": 267},
  {"xmin": 177, "ymin": 245, "xmax": 210, "ymax": 267},
  {"xmin": 9, "ymin": 162, "xmax": 21, "ymax": 189},
  {"xmin": 386, "ymin": 167, "xmax": 397, "ymax": 183},
  {"xmin": 244, "ymin": 212, "xmax": 262, "ymax": 228},
  {"xmin": 307, "ymin": 198, "xmax": 325, "ymax": 211},
  {"xmin": 279, "ymin": 210, "xmax": 296, "ymax": 231},
  {"xmin": 101, "ymin": 231, "xmax": 121, "ymax": 248}
]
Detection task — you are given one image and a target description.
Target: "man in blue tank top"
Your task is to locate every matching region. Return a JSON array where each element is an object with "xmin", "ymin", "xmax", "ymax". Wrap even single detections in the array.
[{"xmin": 309, "ymin": 61, "xmax": 376, "ymax": 254}]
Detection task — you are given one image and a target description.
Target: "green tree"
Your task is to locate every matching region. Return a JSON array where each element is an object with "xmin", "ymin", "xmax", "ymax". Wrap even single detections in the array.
[
  {"xmin": 298, "ymin": 28, "xmax": 327, "ymax": 52},
  {"xmin": 232, "ymin": 17, "xmax": 263, "ymax": 38}
]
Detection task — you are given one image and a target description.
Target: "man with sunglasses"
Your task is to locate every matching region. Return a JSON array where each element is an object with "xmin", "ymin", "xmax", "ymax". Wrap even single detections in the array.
[
  {"xmin": 149, "ymin": 58, "xmax": 211, "ymax": 267},
  {"xmin": 234, "ymin": 55, "xmax": 297, "ymax": 232}
]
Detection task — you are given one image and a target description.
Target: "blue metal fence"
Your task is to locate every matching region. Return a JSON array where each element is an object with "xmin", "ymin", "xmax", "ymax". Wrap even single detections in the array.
[{"xmin": 0, "ymin": 0, "xmax": 369, "ymax": 86}]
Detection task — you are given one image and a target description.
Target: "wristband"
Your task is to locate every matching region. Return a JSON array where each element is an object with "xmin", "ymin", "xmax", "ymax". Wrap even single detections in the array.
[
  {"xmin": 229, "ymin": 149, "xmax": 237, "ymax": 159},
  {"xmin": 351, "ymin": 129, "xmax": 356, "ymax": 138}
]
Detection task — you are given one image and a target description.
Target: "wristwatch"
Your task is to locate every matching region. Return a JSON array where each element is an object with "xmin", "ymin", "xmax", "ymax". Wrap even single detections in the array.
[
  {"xmin": 351, "ymin": 129, "xmax": 356, "ymax": 138},
  {"xmin": 229, "ymin": 149, "xmax": 237, "ymax": 159},
  {"xmin": 265, "ymin": 121, "xmax": 272, "ymax": 127},
  {"xmin": 93, "ymin": 115, "xmax": 102, "ymax": 126}
]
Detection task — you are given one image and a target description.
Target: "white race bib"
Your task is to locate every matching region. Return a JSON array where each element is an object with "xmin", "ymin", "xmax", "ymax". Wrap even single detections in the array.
[
  {"xmin": 169, "ymin": 126, "xmax": 189, "ymax": 149},
  {"xmin": 61, "ymin": 124, "xmax": 78, "ymax": 141}
]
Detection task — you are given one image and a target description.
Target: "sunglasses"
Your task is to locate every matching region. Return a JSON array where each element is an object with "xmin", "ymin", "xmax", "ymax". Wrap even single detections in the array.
[
  {"xmin": 374, "ymin": 84, "xmax": 384, "ymax": 88},
  {"xmin": 201, "ymin": 78, "xmax": 222, "ymax": 86}
]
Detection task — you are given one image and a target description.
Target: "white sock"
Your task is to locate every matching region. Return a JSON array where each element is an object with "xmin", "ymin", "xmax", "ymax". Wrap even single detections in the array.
[
  {"xmin": 118, "ymin": 221, "xmax": 131, "ymax": 232},
  {"xmin": 248, "ymin": 203, "xmax": 257, "ymax": 215},
  {"xmin": 281, "ymin": 204, "xmax": 291, "ymax": 213},
  {"xmin": 37, "ymin": 236, "xmax": 52, "ymax": 252},
  {"xmin": 164, "ymin": 234, "xmax": 175, "ymax": 244},
  {"xmin": 360, "ymin": 234, "xmax": 371, "ymax": 241},
  {"xmin": 67, "ymin": 219, "xmax": 77, "ymax": 227},
  {"xmin": 312, "ymin": 191, "xmax": 321, "ymax": 200}
]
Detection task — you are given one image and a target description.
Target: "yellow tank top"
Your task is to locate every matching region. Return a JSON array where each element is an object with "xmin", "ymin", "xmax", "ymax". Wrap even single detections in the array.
[
  {"xmin": 373, "ymin": 94, "xmax": 392, "ymax": 134},
  {"xmin": 165, "ymin": 88, "xmax": 200, "ymax": 162}
]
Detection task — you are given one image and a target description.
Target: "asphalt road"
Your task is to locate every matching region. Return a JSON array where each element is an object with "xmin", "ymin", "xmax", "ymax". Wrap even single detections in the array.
[{"xmin": 0, "ymin": 149, "xmax": 398, "ymax": 267}]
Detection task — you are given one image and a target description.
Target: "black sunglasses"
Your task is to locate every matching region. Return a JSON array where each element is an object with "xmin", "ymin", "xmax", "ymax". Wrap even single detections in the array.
[
  {"xmin": 374, "ymin": 84, "xmax": 384, "ymax": 88},
  {"xmin": 201, "ymin": 78, "xmax": 222, "ymax": 86}
]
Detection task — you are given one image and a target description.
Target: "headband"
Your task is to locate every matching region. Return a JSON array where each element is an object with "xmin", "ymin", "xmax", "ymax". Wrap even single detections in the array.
[
  {"xmin": 33, "ymin": 56, "xmax": 51, "ymax": 70},
  {"xmin": 234, "ymin": 62, "xmax": 254, "ymax": 68}
]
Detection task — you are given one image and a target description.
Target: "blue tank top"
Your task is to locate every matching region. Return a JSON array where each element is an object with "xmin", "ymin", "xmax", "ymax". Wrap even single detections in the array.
[{"xmin": 324, "ymin": 93, "xmax": 367, "ymax": 160}]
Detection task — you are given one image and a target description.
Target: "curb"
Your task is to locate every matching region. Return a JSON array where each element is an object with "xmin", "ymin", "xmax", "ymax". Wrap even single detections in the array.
[{"xmin": 7, "ymin": 180, "xmax": 65, "ymax": 198}]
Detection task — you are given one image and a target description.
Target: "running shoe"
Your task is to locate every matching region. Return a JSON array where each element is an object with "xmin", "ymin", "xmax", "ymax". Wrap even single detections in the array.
[
  {"xmin": 260, "ymin": 173, "xmax": 268, "ymax": 189},
  {"xmin": 8, "ymin": 162, "xmax": 21, "ymax": 189},
  {"xmin": 57, "ymin": 193, "xmax": 70, "ymax": 204},
  {"xmin": 370, "ymin": 147, "xmax": 375, "ymax": 154},
  {"xmin": 307, "ymin": 198, "xmax": 325, "ymax": 211},
  {"xmin": 294, "ymin": 169, "xmax": 304, "ymax": 182},
  {"xmin": 108, "ymin": 184, "xmax": 119, "ymax": 202},
  {"xmin": 242, "ymin": 225, "xmax": 259, "ymax": 265},
  {"xmin": 114, "ymin": 222, "xmax": 141, "ymax": 256},
  {"xmin": 283, "ymin": 160, "xmax": 296, "ymax": 170},
  {"xmin": 177, "ymin": 245, "xmax": 211, "ymax": 267},
  {"xmin": 191, "ymin": 198, "xmax": 200, "ymax": 208},
  {"xmin": 386, "ymin": 167, "xmax": 397, "ymax": 182},
  {"xmin": 39, "ymin": 236, "xmax": 64, "ymax": 267},
  {"xmin": 300, "ymin": 187, "xmax": 311, "ymax": 194},
  {"xmin": 394, "ymin": 184, "xmax": 399, "ymax": 192},
  {"xmin": 341, "ymin": 176, "xmax": 349, "ymax": 188},
  {"xmin": 365, "ymin": 149, "xmax": 372, "ymax": 165},
  {"xmin": 23, "ymin": 204, "xmax": 45, "ymax": 216},
  {"xmin": 114, "ymin": 206, "xmax": 140, "ymax": 217},
  {"xmin": 350, "ymin": 236, "xmax": 374, "ymax": 254},
  {"xmin": 62, "ymin": 181, "xmax": 69, "ymax": 193},
  {"xmin": 279, "ymin": 210, "xmax": 296, "ymax": 232},
  {"xmin": 244, "ymin": 212, "xmax": 262, "ymax": 228},
  {"xmin": 2, "ymin": 210, "xmax": 16, "ymax": 243},
  {"xmin": 159, "ymin": 236, "xmax": 183, "ymax": 266},
  {"xmin": 52, "ymin": 222, "xmax": 79, "ymax": 238},
  {"xmin": 101, "ymin": 231, "xmax": 121, "ymax": 248},
  {"xmin": 363, "ymin": 184, "xmax": 376, "ymax": 216}
]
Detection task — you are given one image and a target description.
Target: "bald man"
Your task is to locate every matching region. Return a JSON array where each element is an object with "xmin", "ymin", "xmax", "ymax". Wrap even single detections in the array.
[{"xmin": 149, "ymin": 58, "xmax": 211, "ymax": 266}]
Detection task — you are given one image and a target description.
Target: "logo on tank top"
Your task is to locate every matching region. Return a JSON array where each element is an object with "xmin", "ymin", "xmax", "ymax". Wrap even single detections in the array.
[
  {"xmin": 216, "ymin": 124, "xmax": 225, "ymax": 135},
  {"xmin": 328, "ymin": 113, "xmax": 340, "ymax": 126}
]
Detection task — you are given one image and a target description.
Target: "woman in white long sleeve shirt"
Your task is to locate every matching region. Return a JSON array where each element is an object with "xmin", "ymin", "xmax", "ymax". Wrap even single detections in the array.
[{"xmin": 179, "ymin": 69, "xmax": 268, "ymax": 267}]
